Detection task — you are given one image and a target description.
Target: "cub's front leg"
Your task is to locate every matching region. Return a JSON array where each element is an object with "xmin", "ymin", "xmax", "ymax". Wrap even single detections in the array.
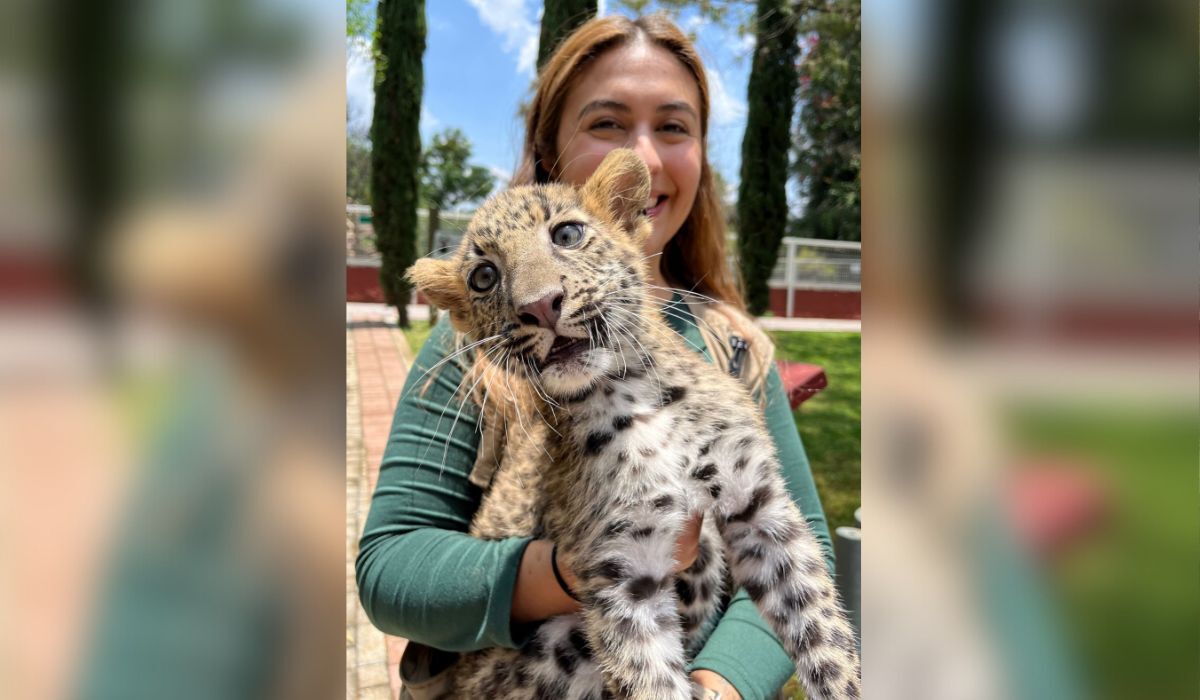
[{"xmin": 566, "ymin": 496, "xmax": 696, "ymax": 700}]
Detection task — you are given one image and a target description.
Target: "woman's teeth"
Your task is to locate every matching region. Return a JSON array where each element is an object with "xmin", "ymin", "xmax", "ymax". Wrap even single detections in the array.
[{"xmin": 643, "ymin": 195, "xmax": 667, "ymax": 217}]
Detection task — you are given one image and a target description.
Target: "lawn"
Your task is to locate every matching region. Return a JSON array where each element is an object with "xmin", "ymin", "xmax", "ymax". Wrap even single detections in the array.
[
  {"xmin": 770, "ymin": 331, "xmax": 862, "ymax": 531},
  {"xmin": 400, "ymin": 319, "xmax": 433, "ymax": 354}
]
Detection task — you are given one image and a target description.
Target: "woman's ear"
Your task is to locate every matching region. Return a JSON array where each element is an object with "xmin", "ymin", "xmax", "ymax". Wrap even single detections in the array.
[
  {"xmin": 580, "ymin": 148, "xmax": 652, "ymax": 238},
  {"xmin": 406, "ymin": 258, "xmax": 468, "ymax": 329}
]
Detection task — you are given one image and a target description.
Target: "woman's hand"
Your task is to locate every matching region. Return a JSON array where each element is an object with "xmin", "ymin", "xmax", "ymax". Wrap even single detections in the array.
[
  {"xmin": 691, "ymin": 669, "xmax": 743, "ymax": 700},
  {"xmin": 511, "ymin": 513, "xmax": 707, "ymax": 623}
]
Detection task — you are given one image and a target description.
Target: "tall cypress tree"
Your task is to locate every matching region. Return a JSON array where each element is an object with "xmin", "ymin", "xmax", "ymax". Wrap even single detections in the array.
[
  {"xmin": 736, "ymin": 0, "xmax": 799, "ymax": 315},
  {"xmin": 537, "ymin": 0, "xmax": 597, "ymax": 70},
  {"xmin": 371, "ymin": 0, "xmax": 425, "ymax": 326}
]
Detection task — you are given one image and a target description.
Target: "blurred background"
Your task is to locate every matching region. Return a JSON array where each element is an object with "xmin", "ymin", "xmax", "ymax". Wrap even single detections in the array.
[
  {"xmin": 1, "ymin": 0, "xmax": 345, "ymax": 699},
  {"xmin": 862, "ymin": 0, "xmax": 1196, "ymax": 699}
]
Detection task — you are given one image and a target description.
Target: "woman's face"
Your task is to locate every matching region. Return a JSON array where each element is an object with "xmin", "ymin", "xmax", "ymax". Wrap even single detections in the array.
[{"xmin": 553, "ymin": 41, "xmax": 704, "ymax": 261}]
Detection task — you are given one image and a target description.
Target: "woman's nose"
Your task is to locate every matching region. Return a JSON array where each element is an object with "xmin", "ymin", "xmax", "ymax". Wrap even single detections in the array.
[{"xmin": 630, "ymin": 131, "xmax": 663, "ymax": 177}]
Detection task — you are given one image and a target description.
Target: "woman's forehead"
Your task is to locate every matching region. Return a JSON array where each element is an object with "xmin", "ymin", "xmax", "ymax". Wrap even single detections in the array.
[{"xmin": 565, "ymin": 43, "xmax": 701, "ymax": 116}]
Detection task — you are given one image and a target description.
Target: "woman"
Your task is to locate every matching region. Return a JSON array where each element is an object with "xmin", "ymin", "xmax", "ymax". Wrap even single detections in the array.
[{"xmin": 357, "ymin": 15, "xmax": 835, "ymax": 700}]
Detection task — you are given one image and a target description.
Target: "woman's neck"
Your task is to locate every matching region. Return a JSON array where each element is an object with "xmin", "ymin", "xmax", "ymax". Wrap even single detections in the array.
[{"xmin": 647, "ymin": 262, "xmax": 673, "ymax": 302}]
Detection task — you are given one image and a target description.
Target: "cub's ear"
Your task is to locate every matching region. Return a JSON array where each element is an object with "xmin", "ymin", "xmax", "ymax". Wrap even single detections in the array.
[
  {"xmin": 580, "ymin": 148, "xmax": 651, "ymax": 239},
  {"xmin": 406, "ymin": 257, "xmax": 469, "ymax": 330}
]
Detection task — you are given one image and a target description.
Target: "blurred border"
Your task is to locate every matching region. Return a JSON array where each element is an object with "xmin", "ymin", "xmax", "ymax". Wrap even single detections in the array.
[
  {"xmin": 2, "ymin": 2, "xmax": 346, "ymax": 699},
  {"xmin": 862, "ymin": 0, "xmax": 1196, "ymax": 698}
]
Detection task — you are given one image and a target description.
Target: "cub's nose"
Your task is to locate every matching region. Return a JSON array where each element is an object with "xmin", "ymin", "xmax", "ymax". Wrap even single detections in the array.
[{"xmin": 517, "ymin": 292, "xmax": 564, "ymax": 330}]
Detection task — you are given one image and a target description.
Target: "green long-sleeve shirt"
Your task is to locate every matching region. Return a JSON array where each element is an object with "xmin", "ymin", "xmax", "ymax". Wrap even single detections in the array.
[{"xmin": 356, "ymin": 297, "xmax": 835, "ymax": 700}]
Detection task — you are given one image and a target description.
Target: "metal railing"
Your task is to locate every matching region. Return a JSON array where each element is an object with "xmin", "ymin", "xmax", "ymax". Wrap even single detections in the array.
[{"xmin": 771, "ymin": 237, "xmax": 861, "ymax": 318}]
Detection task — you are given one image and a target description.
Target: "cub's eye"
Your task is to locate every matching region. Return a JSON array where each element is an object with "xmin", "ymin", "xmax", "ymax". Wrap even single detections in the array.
[
  {"xmin": 551, "ymin": 222, "xmax": 585, "ymax": 248},
  {"xmin": 469, "ymin": 263, "xmax": 499, "ymax": 292}
]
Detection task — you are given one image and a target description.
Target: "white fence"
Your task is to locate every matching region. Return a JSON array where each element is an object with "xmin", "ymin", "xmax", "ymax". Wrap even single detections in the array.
[{"xmin": 770, "ymin": 237, "xmax": 861, "ymax": 318}]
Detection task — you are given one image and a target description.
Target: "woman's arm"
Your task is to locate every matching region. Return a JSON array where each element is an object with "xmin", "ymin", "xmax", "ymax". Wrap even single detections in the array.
[
  {"xmin": 355, "ymin": 318, "xmax": 538, "ymax": 651},
  {"xmin": 687, "ymin": 364, "xmax": 837, "ymax": 700}
]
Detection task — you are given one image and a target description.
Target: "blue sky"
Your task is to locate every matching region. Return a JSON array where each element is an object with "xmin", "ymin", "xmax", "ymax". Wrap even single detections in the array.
[{"xmin": 347, "ymin": 1, "xmax": 759, "ymax": 205}]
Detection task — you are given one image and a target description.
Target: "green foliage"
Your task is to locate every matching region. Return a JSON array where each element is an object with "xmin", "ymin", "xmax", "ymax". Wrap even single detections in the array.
[
  {"xmin": 419, "ymin": 128, "xmax": 494, "ymax": 224},
  {"xmin": 538, "ymin": 0, "xmax": 598, "ymax": 70},
  {"xmin": 613, "ymin": 0, "xmax": 750, "ymax": 30},
  {"xmin": 736, "ymin": 0, "xmax": 800, "ymax": 315},
  {"xmin": 371, "ymin": 0, "xmax": 425, "ymax": 326},
  {"xmin": 347, "ymin": 0, "xmax": 372, "ymax": 38},
  {"xmin": 793, "ymin": 0, "xmax": 860, "ymax": 241}
]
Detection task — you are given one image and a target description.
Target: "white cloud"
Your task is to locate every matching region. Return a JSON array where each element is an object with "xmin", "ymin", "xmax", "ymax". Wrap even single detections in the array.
[
  {"xmin": 466, "ymin": 0, "xmax": 540, "ymax": 77},
  {"xmin": 682, "ymin": 14, "xmax": 711, "ymax": 34},
  {"xmin": 736, "ymin": 33, "xmax": 756, "ymax": 57},
  {"xmin": 707, "ymin": 68, "xmax": 747, "ymax": 127},
  {"xmin": 488, "ymin": 165, "xmax": 513, "ymax": 185},
  {"xmin": 420, "ymin": 106, "xmax": 440, "ymax": 135},
  {"xmin": 597, "ymin": 0, "xmax": 607, "ymax": 17}
]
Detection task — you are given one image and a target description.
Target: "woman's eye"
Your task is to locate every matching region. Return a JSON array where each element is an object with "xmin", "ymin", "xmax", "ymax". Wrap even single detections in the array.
[
  {"xmin": 469, "ymin": 263, "xmax": 499, "ymax": 292},
  {"xmin": 661, "ymin": 122, "xmax": 689, "ymax": 134},
  {"xmin": 551, "ymin": 222, "xmax": 585, "ymax": 248},
  {"xmin": 590, "ymin": 119, "xmax": 622, "ymax": 131}
]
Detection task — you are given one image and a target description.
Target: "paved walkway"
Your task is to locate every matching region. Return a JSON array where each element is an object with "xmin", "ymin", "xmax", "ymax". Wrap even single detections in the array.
[
  {"xmin": 347, "ymin": 309, "xmax": 414, "ymax": 700},
  {"xmin": 347, "ymin": 302, "xmax": 861, "ymax": 333}
]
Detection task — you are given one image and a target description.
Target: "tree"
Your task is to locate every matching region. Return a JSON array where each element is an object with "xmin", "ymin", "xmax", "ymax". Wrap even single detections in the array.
[
  {"xmin": 347, "ymin": 0, "xmax": 371, "ymax": 38},
  {"xmin": 537, "ymin": 0, "xmax": 598, "ymax": 70},
  {"xmin": 371, "ymin": 0, "xmax": 425, "ymax": 326},
  {"xmin": 419, "ymin": 128, "xmax": 494, "ymax": 255},
  {"xmin": 735, "ymin": 0, "xmax": 799, "ymax": 315},
  {"xmin": 793, "ymin": 0, "xmax": 860, "ymax": 241}
]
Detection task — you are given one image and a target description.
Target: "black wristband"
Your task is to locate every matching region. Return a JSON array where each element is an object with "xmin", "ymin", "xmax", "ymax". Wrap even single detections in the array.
[{"xmin": 550, "ymin": 544, "xmax": 581, "ymax": 602}]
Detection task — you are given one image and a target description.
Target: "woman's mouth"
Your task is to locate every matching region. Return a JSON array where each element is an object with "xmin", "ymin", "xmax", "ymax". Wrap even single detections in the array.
[{"xmin": 643, "ymin": 194, "xmax": 668, "ymax": 218}]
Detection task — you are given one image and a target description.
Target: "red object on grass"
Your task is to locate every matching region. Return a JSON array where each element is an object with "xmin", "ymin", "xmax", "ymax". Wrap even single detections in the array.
[
  {"xmin": 1007, "ymin": 464, "xmax": 1110, "ymax": 561},
  {"xmin": 775, "ymin": 360, "xmax": 828, "ymax": 410}
]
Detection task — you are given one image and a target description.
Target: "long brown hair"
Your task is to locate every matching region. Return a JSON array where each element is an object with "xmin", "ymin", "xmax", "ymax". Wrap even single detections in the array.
[{"xmin": 514, "ymin": 14, "xmax": 744, "ymax": 310}]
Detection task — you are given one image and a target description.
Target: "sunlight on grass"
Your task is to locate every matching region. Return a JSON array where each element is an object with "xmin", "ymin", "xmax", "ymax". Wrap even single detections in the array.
[{"xmin": 770, "ymin": 331, "xmax": 861, "ymax": 530}]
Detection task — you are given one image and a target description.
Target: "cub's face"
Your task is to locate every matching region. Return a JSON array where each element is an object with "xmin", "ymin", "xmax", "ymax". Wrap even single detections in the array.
[{"xmin": 408, "ymin": 149, "xmax": 655, "ymax": 399}]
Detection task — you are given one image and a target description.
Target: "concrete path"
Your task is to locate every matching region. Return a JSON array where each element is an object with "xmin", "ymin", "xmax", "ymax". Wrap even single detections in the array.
[{"xmin": 347, "ymin": 307, "xmax": 414, "ymax": 700}]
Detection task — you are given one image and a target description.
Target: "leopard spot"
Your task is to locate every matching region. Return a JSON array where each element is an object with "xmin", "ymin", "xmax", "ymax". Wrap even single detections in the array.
[
  {"xmin": 585, "ymin": 432, "xmax": 613, "ymax": 455},
  {"xmin": 627, "ymin": 575, "xmax": 663, "ymax": 601}
]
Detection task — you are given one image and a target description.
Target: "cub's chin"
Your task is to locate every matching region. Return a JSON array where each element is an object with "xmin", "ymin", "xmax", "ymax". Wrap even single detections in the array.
[{"xmin": 538, "ymin": 347, "xmax": 620, "ymax": 399}]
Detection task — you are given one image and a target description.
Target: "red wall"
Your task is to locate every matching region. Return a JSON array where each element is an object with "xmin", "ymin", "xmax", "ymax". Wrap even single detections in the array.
[{"xmin": 768, "ymin": 287, "xmax": 861, "ymax": 320}]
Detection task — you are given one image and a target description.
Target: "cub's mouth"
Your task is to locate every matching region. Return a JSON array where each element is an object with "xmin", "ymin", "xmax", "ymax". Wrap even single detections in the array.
[{"xmin": 542, "ymin": 334, "xmax": 588, "ymax": 368}]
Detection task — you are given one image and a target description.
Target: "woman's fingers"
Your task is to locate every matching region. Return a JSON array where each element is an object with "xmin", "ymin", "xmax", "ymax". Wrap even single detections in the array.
[{"xmin": 673, "ymin": 513, "xmax": 704, "ymax": 572}]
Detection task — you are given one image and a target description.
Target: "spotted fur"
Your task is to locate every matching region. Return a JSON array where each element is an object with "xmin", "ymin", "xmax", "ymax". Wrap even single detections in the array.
[{"xmin": 408, "ymin": 149, "xmax": 860, "ymax": 700}]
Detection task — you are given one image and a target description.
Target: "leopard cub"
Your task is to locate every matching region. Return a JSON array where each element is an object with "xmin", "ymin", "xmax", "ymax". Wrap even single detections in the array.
[{"xmin": 408, "ymin": 148, "xmax": 860, "ymax": 700}]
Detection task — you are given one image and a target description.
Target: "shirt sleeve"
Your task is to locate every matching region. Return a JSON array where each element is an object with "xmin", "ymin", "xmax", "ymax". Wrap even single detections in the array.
[
  {"xmin": 355, "ymin": 317, "xmax": 534, "ymax": 652},
  {"xmin": 687, "ymin": 363, "xmax": 836, "ymax": 700}
]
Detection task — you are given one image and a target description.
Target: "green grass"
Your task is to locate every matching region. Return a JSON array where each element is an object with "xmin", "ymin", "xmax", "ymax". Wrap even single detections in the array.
[
  {"xmin": 1006, "ymin": 404, "xmax": 1197, "ymax": 700},
  {"xmin": 400, "ymin": 320, "xmax": 433, "ymax": 355},
  {"xmin": 770, "ymin": 331, "xmax": 862, "ymax": 531}
]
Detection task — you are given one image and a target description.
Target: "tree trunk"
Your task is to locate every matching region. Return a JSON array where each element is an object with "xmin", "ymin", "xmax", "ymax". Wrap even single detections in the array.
[
  {"xmin": 371, "ymin": 0, "xmax": 425, "ymax": 327},
  {"xmin": 736, "ymin": 0, "xmax": 799, "ymax": 315},
  {"xmin": 426, "ymin": 204, "xmax": 439, "ymax": 323}
]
